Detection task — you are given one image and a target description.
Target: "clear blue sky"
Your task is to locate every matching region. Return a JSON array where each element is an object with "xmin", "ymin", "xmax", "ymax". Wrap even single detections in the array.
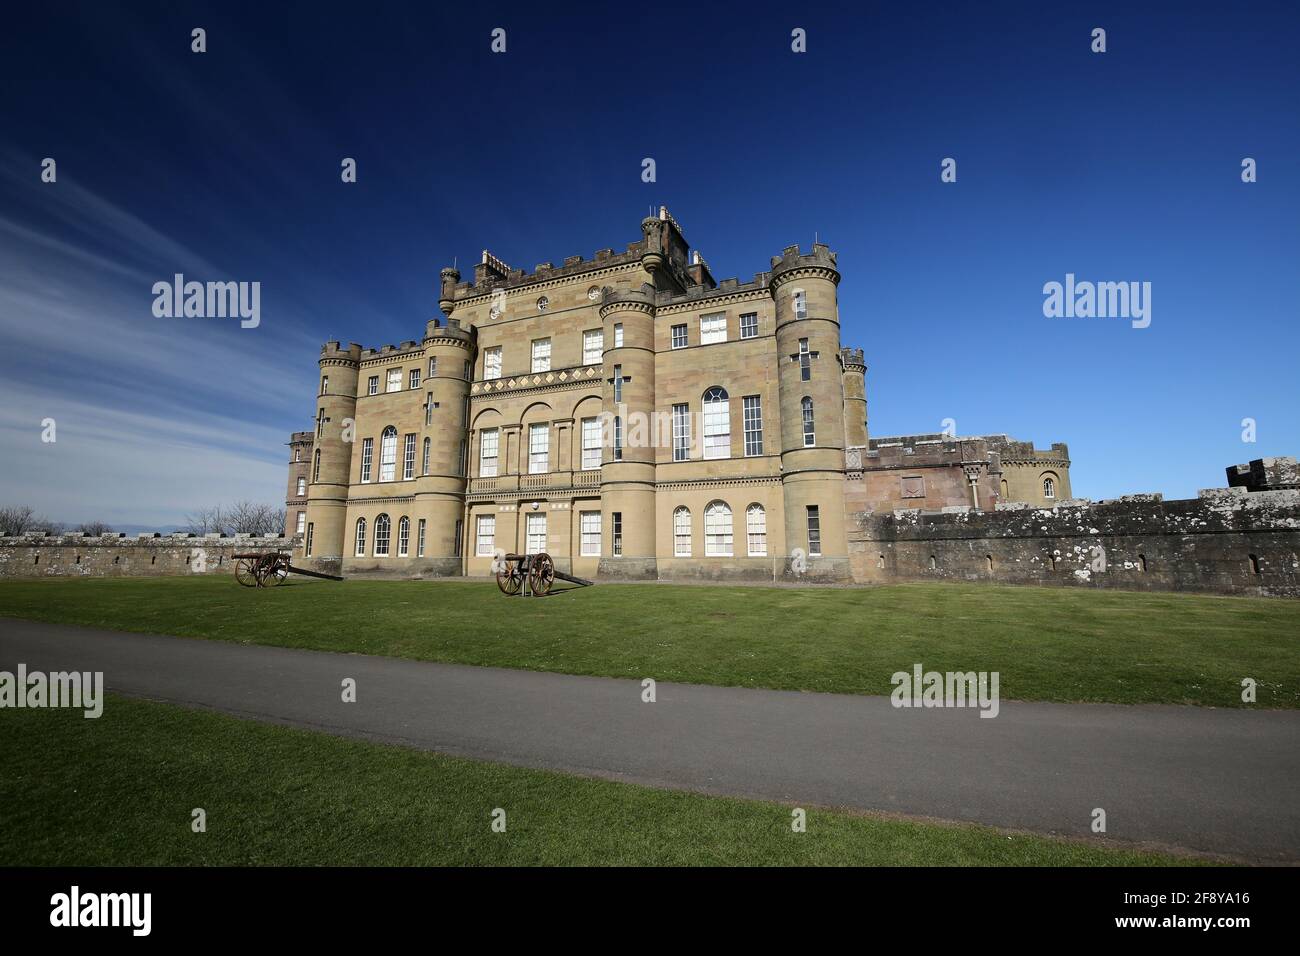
[{"xmin": 1, "ymin": 0, "xmax": 1296, "ymax": 526}]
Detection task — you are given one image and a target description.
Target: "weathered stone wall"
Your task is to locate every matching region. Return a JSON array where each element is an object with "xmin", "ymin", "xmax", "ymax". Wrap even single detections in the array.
[
  {"xmin": 0, "ymin": 533, "xmax": 293, "ymax": 579},
  {"xmin": 849, "ymin": 487, "xmax": 1300, "ymax": 598}
]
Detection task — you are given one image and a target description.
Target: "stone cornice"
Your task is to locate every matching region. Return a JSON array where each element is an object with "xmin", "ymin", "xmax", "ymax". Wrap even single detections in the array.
[
  {"xmin": 599, "ymin": 298, "xmax": 655, "ymax": 319},
  {"xmin": 653, "ymin": 475, "xmax": 783, "ymax": 491},
  {"xmin": 657, "ymin": 287, "xmax": 771, "ymax": 315},
  {"xmin": 421, "ymin": 334, "xmax": 474, "ymax": 350},
  {"xmin": 360, "ymin": 349, "xmax": 424, "ymax": 368},
  {"xmin": 345, "ymin": 495, "xmax": 416, "ymax": 505},
  {"xmin": 1002, "ymin": 458, "xmax": 1072, "ymax": 468},
  {"xmin": 768, "ymin": 265, "xmax": 840, "ymax": 290}
]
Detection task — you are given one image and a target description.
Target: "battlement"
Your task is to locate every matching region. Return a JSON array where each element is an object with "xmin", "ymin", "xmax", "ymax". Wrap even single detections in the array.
[
  {"xmin": 871, "ymin": 433, "xmax": 1067, "ymax": 465},
  {"xmin": 600, "ymin": 282, "xmax": 657, "ymax": 312},
  {"xmin": 840, "ymin": 347, "xmax": 866, "ymax": 368},
  {"xmin": 362, "ymin": 342, "xmax": 425, "ymax": 360},
  {"xmin": 769, "ymin": 242, "xmax": 839, "ymax": 279},
  {"xmin": 423, "ymin": 316, "xmax": 473, "ymax": 343},
  {"xmin": 983, "ymin": 436, "xmax": 1070, "ymax": 462},
  {"xmin": 1227, "ymin": 456, "xmax": 1299, "ymax": 492},
  {"xmin": 657, "ymin": 272, "xmax": 772, "ymax": 308},
  {"xmin": 449, "ymin": 243, "xmax": 647, "ymax": 301},
  {"xmin": 287, "ymin": 431, "xmax": 313, "ymax": 445},
  {"xmin": 320, "ymin": 341, "xmax": 364, "ymax": 363},
  {"xmin": 866, "ymin": 436, "xmax": 992, "ymax": 469},
  {"xmin": 444, "ymin": 207, "xmax": 696, "ymax": 305},
  {"xmin": 852, "ymin": 485, "xmax": 1300, "ymax": 597}
]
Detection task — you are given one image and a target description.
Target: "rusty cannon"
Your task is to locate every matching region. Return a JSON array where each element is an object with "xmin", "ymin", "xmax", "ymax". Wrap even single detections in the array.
[
  {"xmin": 232, "ymin": 551, "xmax": 344, "ymax": 588},
  {"xmin": 495, "ymin": 552, "xmax": 594, "ymax": 596}
]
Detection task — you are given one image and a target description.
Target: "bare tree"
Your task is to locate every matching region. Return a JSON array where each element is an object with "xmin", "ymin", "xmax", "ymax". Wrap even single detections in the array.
[
  {"xmin": 0, "ymin": 505, "xmax": 59, "ymax": 535},
  {"xmin": 186, "ymin": 502, "xmax": 283, "ymax": 536},
  {"xmin": 185, "ymin": 505, "xmax": 227, "ymax": 535},
  {"xmin": 0, "ymin": 505, "xmax": 35, "ymax": 535},
  {"xmin": 77, "ymin": 521, "xmax": 114, "ymax": 536}
]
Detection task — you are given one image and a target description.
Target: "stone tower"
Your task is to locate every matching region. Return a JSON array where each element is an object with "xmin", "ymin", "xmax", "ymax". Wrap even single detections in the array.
[
  {"xmin": 421, "ymin": 280, "xmax": 475, "ymax": 572},
  {"xmin": 770, "ymin": 244, "xmax": 851, "ymax": 581},
  {"xmin": 305, "ymin": 341, "xmax": 362, "ymax": 575},
  {"xmin": 840, "ymin": 347, "xmax": 868, "ymax": 450},
  {"xmin": 597, "ymin": 274, "xmax": 659, "ymax": 580}
]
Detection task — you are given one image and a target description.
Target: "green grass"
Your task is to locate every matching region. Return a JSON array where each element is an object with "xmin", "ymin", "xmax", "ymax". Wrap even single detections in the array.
[
  {"xmin": 1, "ymin": 576, "xmax": 1297, "ymax": 707},
  {"xmin": 0, "ymin": 694, "xmax": 1203, "ymax": 866}
]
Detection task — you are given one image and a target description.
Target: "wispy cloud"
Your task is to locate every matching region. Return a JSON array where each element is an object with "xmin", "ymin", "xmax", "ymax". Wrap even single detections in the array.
[{"xmin": 0, "ymin": 163, "xmax": 320, "ymax": 526}]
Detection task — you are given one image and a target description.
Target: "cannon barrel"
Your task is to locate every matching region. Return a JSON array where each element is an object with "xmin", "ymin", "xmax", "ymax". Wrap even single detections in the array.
[{"xmin": 285, "ymin": 564, "xmax": 345, "ymax": 582}]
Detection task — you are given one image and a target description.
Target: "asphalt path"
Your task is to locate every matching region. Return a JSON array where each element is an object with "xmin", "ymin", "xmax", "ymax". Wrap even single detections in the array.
[{"xmin": 3, "ymin": 617, "xmax": 1297, "ymax": 862}]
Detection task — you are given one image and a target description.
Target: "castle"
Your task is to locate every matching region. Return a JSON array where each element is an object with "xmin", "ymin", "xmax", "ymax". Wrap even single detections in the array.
[
  {"xmin": 0, "ymin": 211, "xmax": 1290, "ymax": 595},
  {"xmin": 285, "ymin": 208, "xmax": 1073, "ymax": 583}
]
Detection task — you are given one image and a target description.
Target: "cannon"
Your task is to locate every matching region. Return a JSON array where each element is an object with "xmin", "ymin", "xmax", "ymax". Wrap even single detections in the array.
[
  {"xmin": 232, "ymin": 551, "xmax": 344, "ymax": 588},
  {"xmin": 495, "ymin": 552, "xmax": 593, "ymax": 596}
]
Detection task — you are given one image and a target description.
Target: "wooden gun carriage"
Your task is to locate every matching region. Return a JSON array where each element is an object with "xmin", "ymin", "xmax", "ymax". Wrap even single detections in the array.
[
  {"xmin": 232, "ymin": 551, "xmax": 344, "ymax": 588},
  {"xmin": 495, "ymin": 552, "xmax": 593, "ymax": 596}
]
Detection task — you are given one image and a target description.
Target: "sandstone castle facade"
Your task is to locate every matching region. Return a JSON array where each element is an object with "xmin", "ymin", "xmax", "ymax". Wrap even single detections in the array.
[
  {"xmin": 3, "ymin": 212, "xmax": 1293, "ymax": 596},
  {"xmin": 287, "ymin": 209, "xmax": 1072, "ymax": 582}
]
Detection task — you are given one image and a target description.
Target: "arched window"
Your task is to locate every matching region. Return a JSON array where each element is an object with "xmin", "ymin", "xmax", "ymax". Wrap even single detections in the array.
[
  {"xmin": 379, "ymin": 426, "xmax": 398, "ymax": 482},
  {"xmin": 312, "ymin": 449, "xmax": 321, "ymax": 482},
  {"xmin": 1000, "ymin": 479, "xmax": 1008, "ymax": 497},
  {"xmin": 397, "ymin": 516, "xmax": 410, "ymax": 557},
  {"xmin": 746, "ymin": 504, "xmax": 767, "ymax": 556},
  {"xmin": 373, "ymin": 514, "xmax": 391, "ymax": 557},
  {"xmin": 422, "ymin": 437, "xmax": 431, "ymax": 475},
  {"xmin": 1248, "ymin": 553, "xmax": 1261, "ymax": 575},
  {"xmin": 703, "ymin": 387, "xmax": 730, "ymax": 460},
  {"xmin": 1138, "ymin": 554, "xmax": 1147, "ymax": 572},
  {"xmin": 928, "ymin": 555, "xmax": 937, "ymax": 570},
  {"xmin": 1042, "ymin": 476, "xmax": 1056, "ymax": 499},
  {"xmin": 801, "ymin": 396, "xmax": 815, "ymax": 446},
  {"xmin": 985, "ymin": 554, "xmax": 994, "ymax": 572},
  {"xmin": 354, "ymin": 517, "xmax": 366, "ymax": 557},
  {"xmin": 704, "ymin": 500, "xmax": 733, "ymax": 556},
  {"xmin": 673, "ymin": 506, "xmax": 691, "ymax": 557}
]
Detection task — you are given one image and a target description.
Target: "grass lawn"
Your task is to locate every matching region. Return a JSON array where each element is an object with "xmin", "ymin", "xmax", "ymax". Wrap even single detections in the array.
[
  {"xmin": 0, "ymin": 694, "xmax": 1204, "ymax": 866},
  {"xmin": 1, "ymin": 577, "xmax": 1296, "ymax": 708}
]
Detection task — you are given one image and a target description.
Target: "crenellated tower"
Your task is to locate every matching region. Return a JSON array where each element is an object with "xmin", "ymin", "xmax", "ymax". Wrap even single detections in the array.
[
  {"xmin": 840, "ymin": 347, "xmax": 868, "ymax": 449},
  {"xmin": 303, "ymin": 341, "xmax": 362, "ymax": 575},
  {"xmin": 417, "ymin": 300, "xmax": 474, "ymax": 573},
  {"xmin": 597, "ymin": 278, "xmax": 658, "ymax": 579},
  {"xmin": 770, "ymin": 244, "xmax": 851, "ymax": 581}
]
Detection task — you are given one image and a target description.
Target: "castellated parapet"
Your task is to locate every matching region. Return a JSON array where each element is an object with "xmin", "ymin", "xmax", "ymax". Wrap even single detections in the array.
[
  {"xmin": 1227, "ymin": 456, "xmax": 1299, "ymax": 492},
  {"xmin": 0, "ymin": 533, "xmax": 290, "ymax": 579},
  {"xmin": 851, "ymin": 487, "xmax": 1300, "ymax": 597}
]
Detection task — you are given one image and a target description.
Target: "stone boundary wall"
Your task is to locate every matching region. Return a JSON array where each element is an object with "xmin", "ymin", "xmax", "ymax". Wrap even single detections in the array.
[
  {"xmin": 849, "ymin": 487, "xmax": 1300, "ymax": 598},
  {"xmin": 0, "ymin": 533, "xmax": 294, "ymax": 579}
]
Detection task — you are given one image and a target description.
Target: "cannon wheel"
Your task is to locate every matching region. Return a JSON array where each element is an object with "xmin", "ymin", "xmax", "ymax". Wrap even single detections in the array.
[
  {"xmin": 496, "ymin": 557, "xmax": 525, "ymax": 595},
  {"xmin": 234, "ymin": 558, "xmax": 260, "ymax": 588},
  {"xmin": 529, "ymin": 552, "xmax": 555, "ymax": 596},
  {"xmin": 260, "ymin": 556, "xmax": 289, "ymax": 587}
]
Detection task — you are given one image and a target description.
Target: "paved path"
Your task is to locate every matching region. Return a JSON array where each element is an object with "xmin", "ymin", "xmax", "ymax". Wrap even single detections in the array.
[{"xmin": 3, "ymin": 618, "xmax": 1298, "ymax": 862}]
